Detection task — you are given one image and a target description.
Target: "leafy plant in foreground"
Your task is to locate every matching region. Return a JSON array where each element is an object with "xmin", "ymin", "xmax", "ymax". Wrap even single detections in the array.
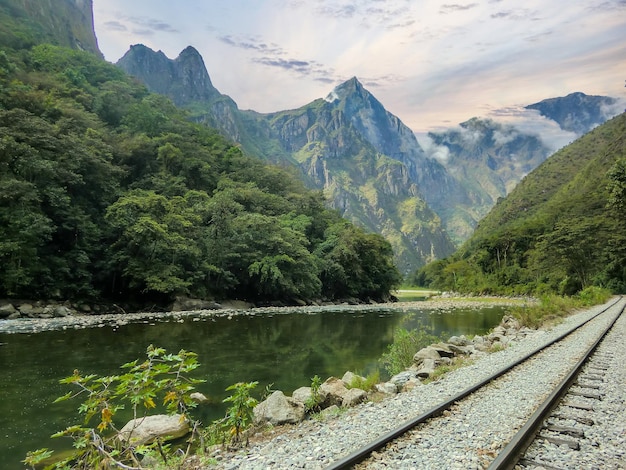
[
  {"xmin": 222, "ymin": 381, "xmax": 259, "ymax": 447},
  {"xmin": 305, "ymin": 374, "xmax": 324, "ymax": 412},
  {"xmin": 25, "ymin": 345, "xmax": 205, "ymax": 469}
]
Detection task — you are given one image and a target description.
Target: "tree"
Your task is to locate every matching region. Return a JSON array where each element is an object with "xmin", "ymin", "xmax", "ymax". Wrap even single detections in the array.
[
  {"xmin": 105, "ymin": 190, "xmax": 202, "ymax": 296},
  {"xmin": 607, "ymin": 158, "xmax": 626, "ymax": 214}
]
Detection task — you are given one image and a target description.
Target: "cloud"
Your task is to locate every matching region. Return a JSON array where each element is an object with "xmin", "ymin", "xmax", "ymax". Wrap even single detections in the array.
[
  {"xmin": 218, "ymin": 31, "xmax": 339, "ymax": 84},
  {"xmin": 589, "ymin": 0, "xmax": 626, "ymax": 12},
  {"xmin": 440, "ymin": 3, "xmax": 479, "ymax": 13},
  {"xmin": 103, "ymin": 21, "xmax": 127, "ymax": 32},
  {"xmin": 101, "ymin": 14, "xmax": 180, "ymax": 37},
  {"xmin": 218, "ymin": 35, "xmax": 284, "ymax": 55},
  {"xmin": 418, "ymin": 135, "xmax": 451, "ymax": 163},
  {"xmin": 492, "ymin": 128, "xmax": 518, "ymax": 146},
  {"xmin": 490, "ymin": 9, "xmax": 538, "ymax": 20},
  {"xmin": 600, "ymin": 97, "xmax": 626, "ymax": 119},
  {"xmin": 253, "ymin": 57, "xmax": 310, "ymax": 70},
  {"xmin": 126, "ymin": 16, "xmax": 179, "ymax": 34},
  {"xmin": 317, "ymin": 4, "xmax": 358, "ymax": 18},
  {"xmin": 286, "ymin": 0, "xmax": 416, "ymax": 30},
  {"xmin": 487, "ymin": 106, "xmax": 577, "ymax": 151}
]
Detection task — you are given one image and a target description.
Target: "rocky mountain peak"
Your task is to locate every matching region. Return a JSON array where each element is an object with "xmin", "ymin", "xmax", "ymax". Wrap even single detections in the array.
[
  {"xmin": 325, "ymin": 77, "xmax": 365, "ymax": 102},
  {"xmin": 117, "ymin": 44, "xmax": 219, "ymax": 107},
  {"xmin": 525, "ymin": 92, "xmax": 621, "ymax": 135}
]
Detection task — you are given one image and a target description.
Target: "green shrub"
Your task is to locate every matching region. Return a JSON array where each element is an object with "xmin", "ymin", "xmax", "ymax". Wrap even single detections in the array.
[
  {"xmin": 222, "ymin": 381, "xmax": 258, "ymax": 446},
  {"xmin": 380, "ymin": 327, "xmax": 440, "ymax": 376},
  {"xmin": 305, "ymin": 375, "xmax": 324, "ymax": 412},
  {"xmin": 509, "ymin": 290, "xmax": 612, "ymax": 328},
  {"xmin": 576, "ymin": 286, "xmax": 612, "ymax": 306}
]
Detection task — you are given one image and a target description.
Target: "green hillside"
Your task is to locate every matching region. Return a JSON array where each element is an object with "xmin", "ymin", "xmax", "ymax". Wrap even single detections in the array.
[
  {"xmin": 415, "ymin": 113, "xmax": 626, "ymax": 295},
  {"xmin": 0, "ymin": 39, "xmax": 400, "ymax": 305},
  {"xmin": 0, "ymin": 0, "xmax": 101, "ymax": 56}
]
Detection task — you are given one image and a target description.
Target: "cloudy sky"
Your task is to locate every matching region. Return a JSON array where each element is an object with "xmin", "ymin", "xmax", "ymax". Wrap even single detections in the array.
[{"xmin": 92, "ymin": 0, "xmax": 626, "ymax": 134}]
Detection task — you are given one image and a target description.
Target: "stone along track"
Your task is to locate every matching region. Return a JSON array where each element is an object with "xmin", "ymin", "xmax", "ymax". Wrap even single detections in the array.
[{"xmin": 325, "ymin": 297, "xmax": 625, "ymax": 470}]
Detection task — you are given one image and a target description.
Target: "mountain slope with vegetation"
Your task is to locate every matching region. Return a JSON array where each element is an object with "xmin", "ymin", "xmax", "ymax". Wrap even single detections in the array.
[
  {"xmin": 117, "ymin": 45, "xmax": 623, "ymax": 257},
  {"xmin": 0, "ymin": 28, "xmax": 401, "ymax": 304},
  {"xmin": 415, "ymin": 112, "xmax": 626, "ymax": 294},
  {"xmin": 0, "ymin": 0, "xmax": 101, "ymax": 56},
  {"xmin": 426, "ymin": 117, "xmax": 553, "ymax": 242},
  {"xmin": 117, "ymin": 46, "xmax": 458, "ymax": 273}
]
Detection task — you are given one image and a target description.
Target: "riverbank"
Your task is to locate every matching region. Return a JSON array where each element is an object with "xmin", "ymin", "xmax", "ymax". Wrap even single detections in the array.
[
  {"xmin": 204, "ymin": 297, "xmax": 625, "ymax": 469},
  {"xmin": 0, "ymin": 296, "xmax": 529, "ymax": 335}
]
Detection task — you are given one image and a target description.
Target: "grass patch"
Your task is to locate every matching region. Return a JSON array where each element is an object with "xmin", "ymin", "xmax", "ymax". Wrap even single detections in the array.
[
  {"xmin": 346, "ymin": 371, "xmax": 380, "ymax": 391},
  {"xmin": 422, "ymin": 357, "xmax": 473, "ymax": 384},
  {"xmin": 508, "ymin": 287, "xmax": 612, "ymax": 329}
]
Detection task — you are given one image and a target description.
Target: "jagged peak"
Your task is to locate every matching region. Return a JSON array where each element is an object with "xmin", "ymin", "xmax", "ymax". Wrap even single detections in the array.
[
  {"xmin": 119, "ymin": 44, "xmax": 168, "ymax": 61},
  {"xmin": 324, "ymin": 76, "xmax": 366, "ymax": 103},
  {"xmin": 178, "ymin": 45, "xmax": 203, "ymax": 60}
]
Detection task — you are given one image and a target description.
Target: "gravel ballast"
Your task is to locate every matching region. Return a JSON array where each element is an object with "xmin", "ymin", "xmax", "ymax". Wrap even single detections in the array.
[{"xmin": 209, "ymin": 297, "xmax": 625, "ymax": 469}]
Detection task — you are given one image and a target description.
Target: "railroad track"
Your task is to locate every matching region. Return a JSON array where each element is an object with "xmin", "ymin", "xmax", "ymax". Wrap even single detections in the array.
[{"xmin": 326, "ymin": 296, "xmax": 625, "ymax": 470}]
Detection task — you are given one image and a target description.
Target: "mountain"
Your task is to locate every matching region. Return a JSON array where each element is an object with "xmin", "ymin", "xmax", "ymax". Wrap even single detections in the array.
[
  {"xmin": 116, "ymin": 44, "xmax": 624, "ymax": 273},
  {"xmin": 526, "ymin": 92, "xmax": 622, "ymax": 135},
  {"xmin": 117, "ymin": 47, "xmax": 458, "ymax": 274},
  {"xmin": 418, "ymin": 112, "xmax": 626, "ymax": 294},
  {"xmin": 0, "ymin": 0, "xmax": 101, "ymax": 56},
  {"xmin": 117, "ymin": 44, "xmax": 220, "ymax": 106},
  {"xmin": 423, "ymin": 92, "xmax": 623, "ymax": 243},
  {"xmin": 425, "ymin": 117, "xmax": 553, "ymax": 241}
]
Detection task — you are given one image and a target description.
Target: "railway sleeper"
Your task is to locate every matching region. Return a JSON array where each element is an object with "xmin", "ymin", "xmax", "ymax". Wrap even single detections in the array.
[
  {"xmin": 563, "ymin": 401, "xmax": 594, "ymax": 411},
  {"xmin": 567, "ymin": 390, "xmax": 602, "ymax": 400},
  {"xmin": 518, "ymin": 457, "xmax": 565, "ymax": 470},
  {"xmin": 541, "ymin": 424, "xmax": 585, "ymax": 438},
  {"xmin": 578, "ymin": 374, "xmax": 604, "ymax": 381},
  {"xmin": 573, "ymin": 381, "xmax": 600, "ymax": 389},
  {"xmin": 551, "ymin": 413, "xmax": 594, "ymax": 426},
  {"xmin": 537, "ymin": 434, "xmax": 580, "ymax": 450}
]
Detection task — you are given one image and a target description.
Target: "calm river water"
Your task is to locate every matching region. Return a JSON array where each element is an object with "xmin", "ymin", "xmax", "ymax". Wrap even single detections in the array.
[{"xmin": 0, "ymin": 304, "xmax": 506, "ymax": 467}]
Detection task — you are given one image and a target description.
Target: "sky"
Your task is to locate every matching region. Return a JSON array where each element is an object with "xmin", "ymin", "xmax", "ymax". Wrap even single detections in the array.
[{"xmin": 92, "ymin": 0, "xmax": 626, "ymax": 136}]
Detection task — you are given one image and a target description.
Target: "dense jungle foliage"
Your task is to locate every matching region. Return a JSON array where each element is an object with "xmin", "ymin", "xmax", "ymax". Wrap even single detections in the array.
[
  {"xmin": 0, "ymin": 44, "xmax": 401, "ymax": 304},
  {"xmin": 412, "ymin": 113, "xmax": 626, "ymax": 295}
]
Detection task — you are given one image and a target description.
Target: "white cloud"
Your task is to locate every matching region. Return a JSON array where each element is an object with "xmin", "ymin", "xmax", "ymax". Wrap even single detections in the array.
[
  {"xmin": 417, "ymin": 135, "xmax": 452, "ymax": 163},
  {"xmin": 486, "ymin": 106, "xmax": 577, "ymax": 151}
]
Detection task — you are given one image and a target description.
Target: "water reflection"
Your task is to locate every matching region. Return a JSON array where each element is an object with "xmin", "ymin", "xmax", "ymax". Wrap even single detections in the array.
[{"xmin": 0, "ymin": 305, "xmax": 504, "ymax": 466}]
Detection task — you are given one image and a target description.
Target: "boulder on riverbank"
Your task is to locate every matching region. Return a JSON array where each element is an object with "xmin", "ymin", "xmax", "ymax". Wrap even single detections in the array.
[
  {"xmin": 118, "ymin": 414, "xmax": 190, "ymax": 446},
  {"xmin": 253, "ymin": 391, "xmax": 305, "ymax": 425}
]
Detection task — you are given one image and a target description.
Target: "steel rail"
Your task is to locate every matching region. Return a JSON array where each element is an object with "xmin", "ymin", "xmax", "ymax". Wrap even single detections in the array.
[
  {"xmin": 487, "ymin": 298, "xmax": 625, "ymax": 470},
  {"xmin": 325, "ymin": 296, "xmax": 623, "ymax": 470}
]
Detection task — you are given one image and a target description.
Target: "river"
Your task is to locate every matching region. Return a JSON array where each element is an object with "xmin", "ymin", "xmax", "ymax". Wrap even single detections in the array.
[{"xmin": 0, "ymin": 301, "xmax": 508, "ymax": 467}]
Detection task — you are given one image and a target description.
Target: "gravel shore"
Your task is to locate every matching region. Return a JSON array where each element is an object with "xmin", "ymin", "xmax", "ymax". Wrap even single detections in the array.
[
  {"xmin": 207, "ymin": 297, "xmax": 625, "ymax": 469},
  {"xmin": 0, "ymin": 296, "xmax": 525, "ymax": 334}
]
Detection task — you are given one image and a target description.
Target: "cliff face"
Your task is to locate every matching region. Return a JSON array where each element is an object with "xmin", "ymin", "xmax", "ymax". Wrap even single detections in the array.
[
  {"xmin": 0, "ymin": 0, "xmax": 101, "ymax": 56},
  {"xmin": 117, "ymin": 45, "xmax": 219, "ymax": 106},
  {"xmin": 262, "ymin": 83, "xmax": 458, "ymax": 272}
]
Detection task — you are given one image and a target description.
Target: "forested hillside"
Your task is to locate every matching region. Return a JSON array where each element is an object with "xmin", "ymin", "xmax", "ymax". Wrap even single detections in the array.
[
  {"xmin": 414, "ymin": 113, "xmax": 626, "ymax": 295},
  {"xmin": 117, "ymin": 46, "xmax": 458, "ymax": 274},
  {"xmin": 0, "ymin": 43, "xmax": 401, "ymax": 305}
]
